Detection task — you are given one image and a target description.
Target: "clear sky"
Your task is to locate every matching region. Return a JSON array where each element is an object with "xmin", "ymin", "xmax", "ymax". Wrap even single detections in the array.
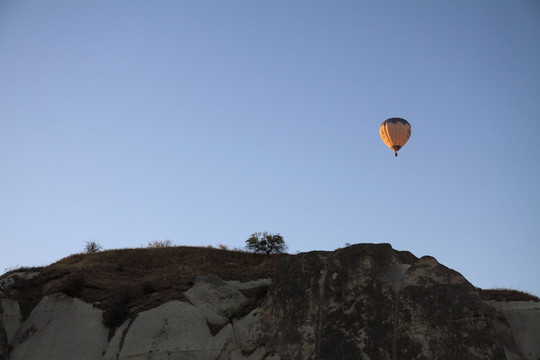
[{"xmin": 1, "ymin": 1, "xmax": 539, "ymax": 296}]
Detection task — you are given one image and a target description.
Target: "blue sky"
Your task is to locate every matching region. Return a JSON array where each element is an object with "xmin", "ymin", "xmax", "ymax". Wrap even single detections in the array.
[{"xmin": 1, "ymin": 1, "xmax": 539, "ymax": 296}]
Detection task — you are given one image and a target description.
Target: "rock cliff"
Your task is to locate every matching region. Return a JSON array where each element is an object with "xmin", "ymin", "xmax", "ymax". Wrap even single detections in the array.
[{"xmin": 0, "ymin": 243, "xmax": 538, "ymax": 360}]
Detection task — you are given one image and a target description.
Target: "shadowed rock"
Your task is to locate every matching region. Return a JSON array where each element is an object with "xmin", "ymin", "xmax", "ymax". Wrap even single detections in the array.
[
  {"xmin": 0, "ymin": 299, "xmax": 21, "ymax": 344},
  {"xmin": 396, "ymin": 256, "xmax": 509, "ymax": 359},
  {"xmin": 260, "ymin": 243, "xmax": 519, "ymax": 360},
  {"xmin": 0, "ymin": 322, "xmax": 7, "ymax": 360}
]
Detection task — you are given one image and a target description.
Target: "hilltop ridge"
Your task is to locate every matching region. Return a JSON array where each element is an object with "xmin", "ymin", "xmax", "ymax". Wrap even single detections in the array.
[{"xmin": 1, "ymin": 244, "xmax": 539, "ymax": 360}]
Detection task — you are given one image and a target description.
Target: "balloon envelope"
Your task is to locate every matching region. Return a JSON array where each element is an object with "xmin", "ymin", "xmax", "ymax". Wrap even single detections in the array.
[{"xmin": 379, "ymin": 117, "xmax": 411, "ymax": 156}]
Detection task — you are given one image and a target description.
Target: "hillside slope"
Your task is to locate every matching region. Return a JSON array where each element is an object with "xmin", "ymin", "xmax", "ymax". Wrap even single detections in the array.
[
  {"xmin": 2, "ymin": 246, "xmax": 286, "ymax": 328},
  {"xmin": 1, "ymin": 244, "xmax": 539, "ymax": 360}
]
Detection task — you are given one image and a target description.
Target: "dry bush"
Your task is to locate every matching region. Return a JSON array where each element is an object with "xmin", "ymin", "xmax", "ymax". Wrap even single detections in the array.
[
  {"xmin": 85, "ymin": 241, "xmax": 103, "ymax": 253},
  {"xmin": 478, "ymin": 288, "xmax": 540, "ymax": 302},
  {"xmin": 147, "ymin": 239, "xmax": 173, "ymax": 248},
  {"xmin": 217, "ymin": 306, "xmax": 239, "ymax": 320}
]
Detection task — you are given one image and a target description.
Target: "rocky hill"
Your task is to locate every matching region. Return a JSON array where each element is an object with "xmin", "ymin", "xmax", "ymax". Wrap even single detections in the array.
[{"xmin": 1, "ymin": 243, "xmax": 539, "ymax": 360}]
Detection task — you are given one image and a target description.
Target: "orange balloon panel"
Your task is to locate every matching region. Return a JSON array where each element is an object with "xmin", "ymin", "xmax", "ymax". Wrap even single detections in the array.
[{"xmin": 379, "ymin": 117, "xmax": 411, "ymax": 155}]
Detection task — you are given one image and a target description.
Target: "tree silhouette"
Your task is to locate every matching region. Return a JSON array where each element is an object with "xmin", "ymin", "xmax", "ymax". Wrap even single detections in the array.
[{"xmin": 245, "ymin": 232, "xmax": 287, "ymax": 255}]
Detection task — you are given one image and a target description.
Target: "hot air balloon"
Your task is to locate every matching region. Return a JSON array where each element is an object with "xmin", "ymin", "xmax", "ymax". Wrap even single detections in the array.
[{"xmin": 379, "ymin": 117, "xmax": 411, "ymax": 156}]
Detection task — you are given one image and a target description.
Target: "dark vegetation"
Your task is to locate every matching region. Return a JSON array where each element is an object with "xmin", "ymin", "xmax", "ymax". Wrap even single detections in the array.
[
  {"xmin": 245, "ymin": 232, "xmax": 288, "ymax": 255},
  {"xmin": 478, "ymin": 288, "xmax": 540, "ymax": 302},
  {"xmin": 147, "ymin": 239, "xmax": 173, "ymax": 248},
  {"xmin": 1, "ymin": 246, "xmax": 287, "ymax": 335},
  {"xmin": 84, "ymin": 241, "xmax": 103, "ymax": 253}
]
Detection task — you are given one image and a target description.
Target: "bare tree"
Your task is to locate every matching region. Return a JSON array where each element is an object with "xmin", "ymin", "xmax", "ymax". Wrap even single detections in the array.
[
  {"xmin": 84, "ymin": 241, "xmax": 103, "ymax": 253},
  {"xmin": 147, "ymin": 239, "xmax": 173, "ymax": 248}
]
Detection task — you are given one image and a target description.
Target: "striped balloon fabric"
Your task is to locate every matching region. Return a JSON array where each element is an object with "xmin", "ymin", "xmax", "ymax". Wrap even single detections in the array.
[{"xmin": 379, "ymin": 117, "xmax": 411, "ymax": 156}]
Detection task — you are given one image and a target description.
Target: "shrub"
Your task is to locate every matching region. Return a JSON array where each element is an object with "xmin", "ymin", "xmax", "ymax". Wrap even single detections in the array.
[
  {"xmin": 147, "ymin": 239, "xmax": 173, "ymax": 248},
  {"xmin": 85, "ymin": 241, "xmax": 103, "ymax": 253},
  {"xmin": 478, "ymin": 287, "xmax": 540, "ymax": 302},
  {"xmin": 217, "ymin": 306, "xmax": 240, "ymax": 320},
  {"xmin": 245, "ymin": 232, "xmax": 287, "ymax": 255}
]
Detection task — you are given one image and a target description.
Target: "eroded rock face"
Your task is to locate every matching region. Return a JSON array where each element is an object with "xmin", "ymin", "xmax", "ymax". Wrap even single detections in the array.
[
  {"xmin": 1, "ymin": 244, "xmax": 534, "ymax": 360},
  {"xmin": 259, "ymin": 244, "xmax": 517, "ymax": 360},
  {"xmin": 116, "ymin": 300, "xmax": 233, "ymax": 360},
  {"xmin": 232, "ymin": 308, "xmax": 263, "ymax": 353},
  {"xmin": 488, "ymin": 301, "xmax": 540, "ymax": 360},
  {"xmin": 9, "ymin": 294, "xmax": 108, "ymax": 360},
  {"xmin": 185, "ymin": 274, "xmax": 247, "ymax": 325},
  {"xmin": 396, "ymin": 256, "xmax": 508, "ymax": 359},
  {"xmin": 0, "ymin": 272, "xmax": 40, "ymax": 297}
]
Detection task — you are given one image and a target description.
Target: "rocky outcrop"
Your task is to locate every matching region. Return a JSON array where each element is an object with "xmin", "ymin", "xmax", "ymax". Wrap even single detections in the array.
[
  {"xmin": 110, "ymin": 300, "xmax": 233, "ymax": 360},
  {"xmin": 396, "ymin": 256, "xmax": 515, "ymax": 359},
  {"xmin": 259, "ymin": 244, "xmax": 522, "ymax": 359},
  {"xmin": 0, "ymin": 273, "xmax": 39, "ymax": 296},
  {"xmin": 9, "ymin": 294, "xmax": 108, "ymax": 360},
  {"xmin": 185, "ymin": 274, "xmax": 247, "ymax": 325},
  {"xmin": 3, "ymin": 275, "xmax": 268, "ymax": 360},
  {"xmin": 0, "ymin": 244, "xmax": 537, "ymax": 360},
  {"xmin": 488, "ymin": 301, "xmax": 540, "ymax": 360}
]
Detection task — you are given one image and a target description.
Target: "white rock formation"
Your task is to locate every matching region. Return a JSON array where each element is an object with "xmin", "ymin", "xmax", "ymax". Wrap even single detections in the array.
[
  {"xmin": 232, "ymin": 308, "xmax": 262, "ymax": 352},
  {"xmin": 9, "ymin": 294, "xmax": 108, "ymax": 360},
  {"xmin": 488, "ymin": 300, "xmax": 540, "ymax": 360},
  {"xmin": 226, "ymin": 279, "xmax": 271, "ymax": 290},
  {"xmin": 1, "ymin": 275, "xmax": 279, "ymax": 360},
  {"xmin": 103, "ymin": 318, "xmax": 133, "ymax": 360},
  {"xmin": 116, "ymin": 300, "xmax": 233, "ymax": 360},
  {"xmin": 185, "ymin": 274, "xmax": 247, "ymax": 325}
]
